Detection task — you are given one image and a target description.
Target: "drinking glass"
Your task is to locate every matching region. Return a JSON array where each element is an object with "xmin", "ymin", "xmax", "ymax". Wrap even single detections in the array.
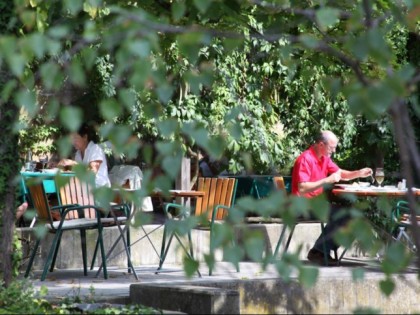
[
  {"xmin": 39, "ymin": 155, "xmax": 48, "ymax": 171},
  {"xmin": 375, "ymin": 168, "xmax": 385, "ymax": 187}
]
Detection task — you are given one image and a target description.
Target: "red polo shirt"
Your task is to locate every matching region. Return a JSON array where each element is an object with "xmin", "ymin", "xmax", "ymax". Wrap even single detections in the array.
[{"xmin": 291, "ymin": 146, "xmax": 339, "ymax": 198}]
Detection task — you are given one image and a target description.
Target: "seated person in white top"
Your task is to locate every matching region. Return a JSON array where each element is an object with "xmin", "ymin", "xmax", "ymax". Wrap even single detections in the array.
[{"xmin": 58, "ymin": 123, "xmax": 111, "ymax": 188}]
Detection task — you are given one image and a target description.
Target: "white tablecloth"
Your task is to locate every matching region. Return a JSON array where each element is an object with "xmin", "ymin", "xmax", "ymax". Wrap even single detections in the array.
[{"xmin": 109, "ymin": 165, "xmax": 154, "ymax": 212}]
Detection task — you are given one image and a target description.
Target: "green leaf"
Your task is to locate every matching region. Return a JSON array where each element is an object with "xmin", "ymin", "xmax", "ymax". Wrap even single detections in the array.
[
  {"xmin": 162, "ymin": 155, "xmax": 182, "ymax": 180},
  {"xmin": 316, "ymin": 8, "xmax": 340, "ymax": 31},
  {"xmin": 379, "ymin": 278, "xmax": 395, "ymax": 296},
  {"xmin": 128, "ymin": 40, "xmax": 151, "ymax": 58},
  {"xmin": 16, "ymin": 90, "xmax": 37, "ymax": 118},
  {"xmin": 64, "ymin": 0, "xmax": 83, "ymax": 15},
  {"xmin": 59, "ymin": 106, "xmax": 83, "ymax": 132},
  {"xmin": 351, "ymin": 267, "xmax": 365, "ymax": 282},
  {"xmin": 158, "ymin": 119, "xmax": 178, "ymax": 137},
  {"xmin": 244, "ymin": 231, "xmax": 265, "ymax": 262},
  {"xmin": 40, "ymin": 62, "xmax": 61, "ymax": 90},
  {"xmin": 26, "ymin": 33, "xmax": 46, "ymax": 59},
  {"xmin": 69, "ymin": 59, "xmax": 86, "ymax": 86},
  {"xmin": 118, "ymin": 89, "xmax": 137, "ymax": 110},
  {"xmin": 298, "ymin": 266, "xmax": 319, "ymax": 288},
  {"xmin": 99, "ymin": 99, "xmax": 122, "ymax": 120},
  {"xmin": 8, "ymin": 54, "xmax": 26, "ymax": 77},
  {"xmin": 178, "ymin": 32, "xmax": 206, "ymax": 64},
  {"xmin": 193, "ymin": 0, "xmax": 212, "ymax": 13},
  {"xmin": 56, "ymin": 136, "xmax": 73, "ymax": 158},
  {"xmin": 299, "ymin": 34, "xmax": 319, "ymax": 49},
  {"xmin": 183, "ymin": 255, "xmax": 199, "ymax": 278},
  {"xmin": 172, "ymin": 0, "xmax": 186, "ymax": 21},
  {"xmin": 309, "ymin": 195, "xmax": 330, "ymax": 221},
  {"xmin": 156, "ymin": 83, "xmax": 174, "ymax": 103}
]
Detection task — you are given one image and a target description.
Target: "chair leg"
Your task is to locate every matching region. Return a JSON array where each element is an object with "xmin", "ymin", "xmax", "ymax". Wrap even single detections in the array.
[
  {"xmin": 97, "ymin": 226, "xmax": 108, "ymax": 279},
  {"xmin": 126, "ymin": 224, "xmax": 131, "ymax": 273},
  {"xmin": 187, "ymin": 230, "xmax": 194, "ymax": 259},
  {"xmin": 24, "ymin": 239, "xmax": 41, "ymax": 278},
  {"xmin": 90, "ymin": 235, "xmax": 100, "ymax": 270},
  {"xmin": 80, "ymin": 229, "xmax": 88, "ymax": 276},
  {"xmin": 50, "ymin": 236, "xmax": 62, "ymax": 272},
  {"xmin": 41, "ymin": 230, "xmax": 63, "ymax": 281},
  {"xmin": 284, "ymin": 225, "xmax": 296, "ymax": 252},
  {"xmin": 156, "ymin": 228, "xmax": 174, "ymax": 271},
  {"xmin": 320, "ymin": 223, "xmax": 329, "ymax": 266}
]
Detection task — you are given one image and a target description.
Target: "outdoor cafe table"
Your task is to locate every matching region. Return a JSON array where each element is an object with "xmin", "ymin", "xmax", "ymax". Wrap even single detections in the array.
[
  {"xmin": 20, "ymin": 170, "xmax": 74, "ymax": 204},
  {"xmin": 331, "ymin": 184, "xmax": 420, "ymax": 261},
  {"xmin": 332, "ymin": 184, "xmax": 420, "ymax": 197},
  {"xmin": 95, "ymin": 188, "xmax": 206, "ymax": 278}
]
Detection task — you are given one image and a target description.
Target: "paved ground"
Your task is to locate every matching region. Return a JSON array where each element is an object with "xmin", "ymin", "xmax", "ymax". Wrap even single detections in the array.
[{"xmin": 18, "ymin": 256, "xmax": 394, "ymax": 304}]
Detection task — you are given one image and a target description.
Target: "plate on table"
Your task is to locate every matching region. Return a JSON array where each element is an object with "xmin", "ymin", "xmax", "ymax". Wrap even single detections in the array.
[
  {"xmin": 370, "ymin": 186, "xmax": 398, "ymax": 192},
  {"xmin": 42, "ymin": 168, "xmax": 59, "ymax": 174},
  {"xmin": 335, "ymin": 183, "xmax": 370, "ymax": 190}
]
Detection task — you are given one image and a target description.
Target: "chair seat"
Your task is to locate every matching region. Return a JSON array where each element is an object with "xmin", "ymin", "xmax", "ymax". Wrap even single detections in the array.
[
  {"xmin": 49, "ymin": 218, "xmax": 99, "ymax": 230},
  {"xmin": 99, "ymin": 217, "xmax": 127, "ymax": 225}
]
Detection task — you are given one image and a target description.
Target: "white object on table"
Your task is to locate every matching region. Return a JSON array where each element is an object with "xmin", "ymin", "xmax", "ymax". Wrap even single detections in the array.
[{"xmin": 108, "ymin": 165, "xmax": 154, "ymax": 212}]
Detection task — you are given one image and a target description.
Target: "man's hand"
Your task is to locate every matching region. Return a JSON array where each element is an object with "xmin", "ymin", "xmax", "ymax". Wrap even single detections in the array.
[
  {"xmin": 57, "ymin": 159, "xmax": 77, "ymax": 171},
  {"xmin": 359, "ymin": 168, "xmax": 373, "ymax": 178},
  {"xmin": 328, "ymin": 170, "xmax": 341, "ymax": 184}
]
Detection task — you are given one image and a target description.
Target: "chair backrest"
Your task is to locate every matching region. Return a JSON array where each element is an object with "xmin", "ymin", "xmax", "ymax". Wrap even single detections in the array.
[
  {"xmin": 27, "ymin": 182, "xmax": 54, "ymax": 225},
  {"xmin": 273, "ymin": 176, "xmax": 286, "ymax": 191},
  {"xmin": 57, "ymin": 176, "xmax": 96, "ymax": 219},
  {"xmin": 195, "ymin": 177, "xmax": 237, "ymax": 220}
]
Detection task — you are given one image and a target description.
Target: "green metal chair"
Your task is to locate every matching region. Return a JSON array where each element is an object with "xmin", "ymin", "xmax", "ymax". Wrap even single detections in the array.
[
  {"xmin": 24, "ymin": 180, "xmax": 109, "ymax": 281},
  {"xmin": 156, "ymin": 177, "xmax": 238, "ymax": 276},
  {"xmin": 391, "ymin": 200, "xmax": 417, "ymax": 252}
]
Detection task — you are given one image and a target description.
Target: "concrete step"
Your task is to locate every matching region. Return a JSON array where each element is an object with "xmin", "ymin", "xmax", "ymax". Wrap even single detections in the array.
[{"xmin": 17, "ymin": 218, "xmax": 367, "ymax": 271}]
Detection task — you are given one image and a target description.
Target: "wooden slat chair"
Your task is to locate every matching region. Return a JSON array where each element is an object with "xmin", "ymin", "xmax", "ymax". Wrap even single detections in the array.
[
  {"xmin": 157, "ymin": 177, "xmax": 238, "ymax": 276},
  {"xmin": 24, "ymin": 181, "xmax": 108, "ymax": 281},
  {"xmin": 271, "ymin": 177, "xmax": 334, "ymax": 266},
  {"xmin": 55, "ymin": 176, "xmax": 133, "ymax": 275}
]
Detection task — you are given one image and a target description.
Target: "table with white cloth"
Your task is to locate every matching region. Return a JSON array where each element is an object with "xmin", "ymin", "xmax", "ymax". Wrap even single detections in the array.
[{"xmin": 108, "ymin": 165, "xmax": 154, "ymax": 211}]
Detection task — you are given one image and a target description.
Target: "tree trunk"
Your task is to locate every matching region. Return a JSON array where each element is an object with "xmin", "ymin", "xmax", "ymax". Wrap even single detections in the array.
[{"xmin": 0, "ymin": 101, "xmax": 20, "ymax": 287}]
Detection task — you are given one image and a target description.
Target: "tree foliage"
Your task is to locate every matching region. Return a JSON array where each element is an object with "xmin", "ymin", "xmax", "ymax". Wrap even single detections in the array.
[{"xmin": 1, "ymin": 0, "xmax": 420, "ymax": 302}]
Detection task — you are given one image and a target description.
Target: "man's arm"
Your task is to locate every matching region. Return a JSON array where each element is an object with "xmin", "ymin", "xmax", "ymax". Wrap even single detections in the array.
[
  {"xmin": 341, "ymin": 168, "xmax": 372, "ymax": 181},
  {"xmin": 88, "ymin": 160, "xmax": 102, "ymax": 174},
  {"xmin": 298, "ymin": 170, "xmax": 342, "ymax": 194}
]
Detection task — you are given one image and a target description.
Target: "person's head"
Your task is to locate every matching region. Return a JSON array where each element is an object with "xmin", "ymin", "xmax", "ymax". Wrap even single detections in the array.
[
  {"xmin": 314, "ymin": 130, "xmax": 338, "ymax": 157},
  {"xmin": 71, "ymin": 123, "xmax": 98, "ymax": 152}
]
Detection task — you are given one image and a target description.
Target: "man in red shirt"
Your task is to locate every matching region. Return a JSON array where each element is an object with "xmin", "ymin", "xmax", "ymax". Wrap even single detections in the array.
[{"xmin": 292, "ymin": 130, "xmax": 372, "ymax": 265}]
